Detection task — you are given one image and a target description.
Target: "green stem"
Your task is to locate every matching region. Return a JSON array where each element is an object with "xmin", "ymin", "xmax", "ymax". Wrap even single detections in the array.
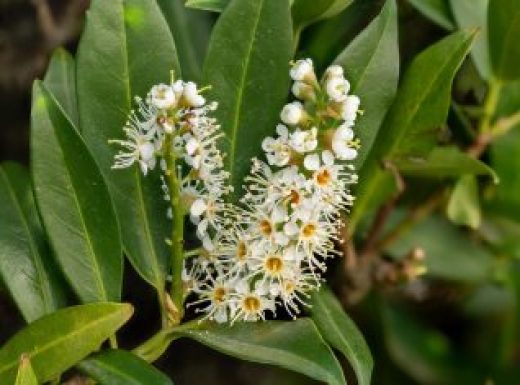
[
  {"xmin": 478, "ymin": 78, "xmax": 502, "ymax": 135},
  {"xmin": 133, "ymin": 329, "xmax": 173, "ymax": 363},
  {"xmin": 164, "ymin": 133, "xmax": 185, "ymax": 321},
  {"xmin": 184, "ymin": 248, "xmax": 203, "ymax": 258},
  {"xmin": 133, "ymin": 319, "xmax": 204, "ymax": 363},
  {"xmin": 108, "ymin": 335, "xmax": 118, "ymax": 349}
]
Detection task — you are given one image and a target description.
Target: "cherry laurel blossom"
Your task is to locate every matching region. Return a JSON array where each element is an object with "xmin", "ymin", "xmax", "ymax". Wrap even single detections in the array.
[{"xmin": 111, "ymin": 59, "xmax": 361, "ymax": 324}]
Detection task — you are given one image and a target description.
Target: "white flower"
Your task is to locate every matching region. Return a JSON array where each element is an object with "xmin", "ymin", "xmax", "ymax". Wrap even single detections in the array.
[
  {"xmin": 190, "ymin": 277, "xmax": 232, "ymax": 323},
  {"xmin": 340, "ymin": 95, "xmax": 360, "ymax": 123},
  {"xmin": 332, "ymin": 124, "xmax": 358, "ymax": 160},
  {"xmin": 183, "ymin": 82, "xmax": 205, "ymax": 107},
  {"xmin": 325, "ymin": 65, "xmax": 344, "ymax": 78},
  {"xmin": 147, "ymin": 84, "xmax": 176, "ymax": 110},
  {"xmin": 111, "ymin": 126, "xmax": 157, "ymax": 175},
  {"xmin": 325, "ymin": 75, "xmax": 350, "ymax": 102},
  {"xmin": 289, "ymin": 58, "xmax": 314, "ymax": 82},
  {"xmin": 289, "ymin": 127, "xmax": 318, "ymax": 153},
  {"xmin": 229, "ymin": 280, "xmax": 275, "ymax": 323},
  {"xmin": 280, "ymin": 102, "xmax": 305, "ymax": 125},
  {"xmin": 292, "ymin": 81, "xmax": 315, "ymax": 101},
  {"xmin": 262, "ymin": 125, "xmax": 291, "ymax": 166}
]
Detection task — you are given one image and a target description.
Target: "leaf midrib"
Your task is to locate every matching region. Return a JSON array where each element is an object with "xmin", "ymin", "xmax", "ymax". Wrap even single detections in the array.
[
  {"xmin": 0, "ymin": 309, "xmax": 125, "ymax": 376},
  {"xmin": 385, "ymin": 34, "xmax": 471, "ymax": 160},
  {"xmin": 0, "ymin": 167, "xmax": 54, "ymax": 316},
  {"xmin": 226, "ymin": 0, "xmax": 266, "ymax": 189},
  {"xmin": 185, "ymin": 331, "xmax": 340, "ymax": 385},
  {"xmin": 43, "ymin": 87, "xmax": 109, "ymax": 301},
  {"xmin": 119, "ymin": 0, "xmax": 164, "ymax": 288},
  {"xmin": 315, "ymin": 296, "xmax": 371, "ymax": 385},
  {"xmin": 349, "ymin": 1, "xmax": 393, "ymax": 93}
]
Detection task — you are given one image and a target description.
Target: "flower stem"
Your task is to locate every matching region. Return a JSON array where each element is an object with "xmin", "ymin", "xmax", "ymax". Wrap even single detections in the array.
[{"xmin": 164, "ymin": 133, "xmax": 185, "ymax": 324}]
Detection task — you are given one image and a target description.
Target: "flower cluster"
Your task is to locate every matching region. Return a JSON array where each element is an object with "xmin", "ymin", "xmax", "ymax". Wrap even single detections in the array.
[
  {"xmin": 186, "ymin": 59, "xmax": 361, "ymax": 323},
  {"xmin": 111, "ymin": 77, "xmax": 231, "ymax": 250},
  {"xmin": 111, "ymin": 59, "xmax": 361, "ymax": 324}
]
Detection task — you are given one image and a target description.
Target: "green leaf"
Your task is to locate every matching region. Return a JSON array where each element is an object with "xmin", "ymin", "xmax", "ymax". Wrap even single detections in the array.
[
  {"xmin": 14, "ymin": 355, "xmax": 37, "ymax": 385},
  {"xmin": 43, "ymin": 48, "xmax": 79, "ymax": 127},
  {"xmin": 31, "ymin": 82, "xmax": 122, "ymax": 302},
  {"xmin": 303, "ymin": 0, "xmax": 382, "ymax": 72},
  {"xmin": 0, "ymin": 303, "xmax": 133, "ymax": 385},
  {"xmin": 76, "ymin": 0, "xmax": 179, "ymax": 291},
  {"xmin": 488, "ymin": 0, "xmax": 520, "ymax": 80},
  {"xmin": 78, "ymin": 350, "xmax": 173, "ymax": 385},
  {"xmin": 333, "ymin": 0, "xmax": 399, "ymax": 169},
  {"xmin": 187, "ymin": 0, "xmax": 354, "ymax": 32},
  {"xmin": 395, "ymin": 146, "xmax": 498, "ymax": 181},
  {"xmin": 292, "ymin": 0, "xmax": 354, "ymax": 32},
  {"xmin": 186, "ymin": 0, "xmax": 230, "ymax": 12},
  {"xmin": 450, "ymin": 0, "xmax": 491, "ymax": 80},
  {"xmin": 490, "ymin": 129, "xmax": 520, "ymax": 218},
  {"xmin": 0, "ymin": 162, "xmax": 66, "ymax": 322},
  {"xmin": 350, "ymin": 30, "xmax": 476, "ymax": 230},
  {"xmin": 382, "ymin": 303, "xmax": 483, "ymax": 385},
  {"xmin": 384, "ymin": 214, "xmax": 493, "ymax": 282},
  {"xmin": 311, "ymin": 286, "xmax": 373, "ymax": 385},
  {"xmin": 407, "ymin": 0, "xmax": 455, "ymax": 30},
  {"xmin": 446, "ymin": 175, "xmax": 481, "ymax": 229},
  {"xmin": 176, "ymin": 319, "xmax": 345, "ymax": 385},
  {"xmin": 158, "ymin": 0, "xmax": 213, "ymax": 81},
  {"xmin": 203, "ymin": 0, "xmax": 293, "ymax": 200}
]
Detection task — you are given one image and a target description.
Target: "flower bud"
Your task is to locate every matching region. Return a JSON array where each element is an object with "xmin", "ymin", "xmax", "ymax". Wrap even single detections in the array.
[
  {"xmin": 182, "ymin": 82, "xmax": 206, "ymax": 107},
  {"xmin": 324, "ymin": 65, "xmax": 344, "ymax": 78},
  {"xmin": 280, "ymin": 101, "xmax": 305, "ymax": 125},
  {"xmin": 290, "ymin": 58, "xmax": 317, "ymax": 84},
  {"xmin": 331, "ymin": 124, "xmax": 358, "ymax": 161},
  {"xmin": 291, "ymin": 81, "xmax": 316, "ymax": 101},
  {"xmin": 340, "ymin": 95, "xmax": 360, "ymax": 122},
  {"xmin": 325, "ymin": 76, "xmax": 350, "ymax": 102}
]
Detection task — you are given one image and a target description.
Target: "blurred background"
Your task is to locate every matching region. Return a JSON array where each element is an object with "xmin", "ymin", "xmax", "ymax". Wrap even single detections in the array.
[{"xmin": 1, "ymin": 1, "xmax": 519, "ymax": 384}]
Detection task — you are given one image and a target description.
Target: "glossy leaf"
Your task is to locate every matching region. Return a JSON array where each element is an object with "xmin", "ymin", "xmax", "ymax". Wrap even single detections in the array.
[
  {"xmin": 76, "ymin": 0, "xmax": 178, "ymax": 291},
  {"xmin": 14, "ymin": 355, "xmax": 37, "ymax": 385},
  {"xmin": 450, "ymin": 0, "xmax": 491, "ymax": 80},
  {"xmin": 158, "ymin": 0, "xmax": 213, "ymax": 81},
  {"xmin": 0, "ymin": 303, "xmax": 133, "ymax": 384},
  {"xmin": 395, "ymin": 146, "xmax": 498, "ymax": 181},
  {"xmin": 385, "ymin": 214, "xmax": 493, "ymax": 282},
  {"xmin": 407, "ymin": 0, "xmax": 454, "ymax": 30},
  {"xmin": 31, "ymin": 82, "xmax": 122, "ymax": 302},
  {"xmin": 0, "ymin": 162, "xmax": 66, "ymax": 322},
  {"xmin": 292, "ymin": 0, "xmax": 354, "ymax": 33},
  {"xmin": 334, "ymin": 0, "xmax": 399, "ymax": 169},
  {"xmin": 203, "ymin": 0, "xmax": 293, "ymax": 200},
  {"xmin": 186, "ymin": 0, "xmax": 354, "ymax": 32},
  {"xmin": 382, "ymin": 303, "xmax": 484, "ymax": 385},
  {"xmin": 78, "ymin": 350, "xmax": 173, "ymax": 385},
  {"xmin": 488, "ymin": 0, "xmax": 520, "ymax": 80},
  {"xmin": 186, "ymin": 0, "xmax": 230, "ymax": 12},
  {"xmin": 43, "ymin": 48, "xmax": 79, "ymax": 127},
  {"xmin": 311, "ymin": 286, "xmax": 373, "ymax": 385},
  {"xmin": 446, "ymin": 175, "xmax": 481, "ymax": 229},
  {"xmin": 350, "ymin": 30, "xmax": 475, "ymax": 229},
  {"xmin": 177, "ymin": 319, "xmax": 345, "ymax": 385}
]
